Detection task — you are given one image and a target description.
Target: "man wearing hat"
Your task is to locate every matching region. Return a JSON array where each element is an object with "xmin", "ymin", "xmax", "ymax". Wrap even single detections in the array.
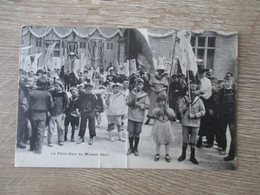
[
  {"xmin": 28, "ymin": 78, "xmax": 54, "ymax": 154},
  {"xmin": 48, "ymin": 80, "xmax": 69, "ymax": 147},
  {"xmin": 76, "ymin": 83, "xmax": 97, "ymax": 145},
  {"xmin": 127, "ymin": 78, "xmax": 150, "ymax": 156},
  {"xmin": 196, "ymin": 64, "xmax": 212, "ymax": 147},
  {"xmin": 145, "ymin": 65, "xmax": 168, "ymax": 124}
]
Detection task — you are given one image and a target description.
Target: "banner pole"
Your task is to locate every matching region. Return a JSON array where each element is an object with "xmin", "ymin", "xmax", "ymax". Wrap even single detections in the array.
[
  {"xmin": 187, "ymin": 69, "xmax": 192, "ymax": 115},
  {"xmin": 167, "ymin": 31, "xmax": 178, "ymax": 97}
]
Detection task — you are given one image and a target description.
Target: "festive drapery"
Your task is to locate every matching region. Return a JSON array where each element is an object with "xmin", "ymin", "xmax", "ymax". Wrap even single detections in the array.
[
  {"xmin": 21, "ymin": 26, "xmax": 124, "ymax": 39},
  {"xmin": 148, "ymin": 29, "xmax": 237, "ymax": 38},
  {"xmin": 148, "ymin": 29, "xmax": 176, "ymax": 38}
]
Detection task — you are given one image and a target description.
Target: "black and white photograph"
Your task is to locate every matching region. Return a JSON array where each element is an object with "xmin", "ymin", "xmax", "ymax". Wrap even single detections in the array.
[{"xmin": 15, "ymin": 26, "xmax": 237, "ymax": 169}]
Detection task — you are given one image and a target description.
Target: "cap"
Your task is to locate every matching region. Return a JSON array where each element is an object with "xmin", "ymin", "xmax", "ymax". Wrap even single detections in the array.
[
  {"xmin": 37, "ymin": 78, "xmax": 48, "ymax": 87},
  {"xmin": 156, "ymin": 94, "xmax": 168, "ymax": 103},
  {"xmin": 156, "ymin": 65, "xmax": 166, "ymax": 71},
  {"xmin": 198, "ymin": 65, "xmax": 209, "ymax": 73},
  {"xmin": 36, "ymin": 69, "xmax": 46, "ymax": 76},
  {"xmin": 69, "ymin": 87, "xmax": 78, "ymax": 93},
  {"xmin": 84, "ymin": 83, "xmax": 93, "ymax": 88},
  {"xmin": 112, "ymin": 82, "xmax": 123, "ymax": 88},
  {"xmin": 54, "ymin": 80, "xmax": 64, "ymax": 88},
  {"xmin": 189, "ymin": 82, "xmax": 198, "ymax": 88},
  {"xmin": 135, "ymin": 78, "xmax": 144, "ymax": 84}
]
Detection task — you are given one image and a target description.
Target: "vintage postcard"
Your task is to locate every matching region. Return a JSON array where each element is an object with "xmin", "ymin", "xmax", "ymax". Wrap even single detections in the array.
[{"xmin": 15, "ymin": 26, "xmax": 237, "ymax": 169}]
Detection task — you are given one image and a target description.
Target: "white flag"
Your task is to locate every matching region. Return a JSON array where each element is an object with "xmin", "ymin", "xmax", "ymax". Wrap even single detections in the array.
[
  {"xmin": 175, "ymin": 30, "xmax": 197, "ymax": 75},
  {"xmin": 129, "ymin": 59, "xmax": 137, "ymax": 75},
  {"xmin": 124, "ymin": 61, "xmax": 129, "ymax": 77},
  {"xmin": 25, "ymin": 55, "xmax": 32, "ymax": 72},
  {"xmin": 31, "ymin": 53, "xmax": 42, "ymax": 73},
  {"xmin": 137, "ymin": 29, "xmax": 150, "ymax": 47},
  {"xmin": 80, "ymin": 53, "xmax": 87, "ymax": 72},
  {"xmin": 153, "ymin": 58, "xmax": 158, "ymax": 70},
  {"xmin": 158, "ymin": 57, "xmax": 164, "ymax": 66},
  {"xmin": 44, "ymin": 42, "xmax": 56, "ymax": 70}
]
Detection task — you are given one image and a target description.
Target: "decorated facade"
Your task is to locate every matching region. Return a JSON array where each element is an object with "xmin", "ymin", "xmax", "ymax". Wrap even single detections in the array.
[
  {"xmin": 20, "ymin": 26, "xmax": 237, "ymax": 80},
  {"xmin": 20, "ymin": 26, "xmax": 126, "ymax": 74},
  {"xmin": 148, "ymin": 29, "xmax": 237, "ymax": 79}
]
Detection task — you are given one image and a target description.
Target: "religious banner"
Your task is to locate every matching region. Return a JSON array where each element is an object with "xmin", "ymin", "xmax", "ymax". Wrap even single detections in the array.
[
  {"xmin": 19, "ymin": 46, "xmax": 33, "ymax": 71},
  {"xmin": 175, "ymin": 30, "xmax": 198, "ymax": 75},
  {"xmin": 44, "ymin": 42, "xmax": 56, "ymax": 70},
  {"xmin": 31, "ymin": 53, "xmax": 42, "ymax": 73},
  {"xmin": 53, "ymin": 57, "xmax": 61, "ymax": 70},
  {"xmin": 118, "ymin": 63, "xmax": 125, "ymax": 75},
  {"xmin": 67, "ymin": 42, "xmax": 79, "ymax": 59},
  {"xmin": 163, "ymin": 58, "xmax": 172, "ymax": 75},
  {"xmin": 87, "ymin": 39, "xmax": 104, "ymax": 70}
]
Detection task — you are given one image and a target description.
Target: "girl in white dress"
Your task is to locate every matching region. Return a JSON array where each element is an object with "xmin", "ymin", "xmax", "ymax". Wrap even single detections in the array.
[{"xmin": 152, "ymin": 95, "xmax": 176, "ymax": 162}]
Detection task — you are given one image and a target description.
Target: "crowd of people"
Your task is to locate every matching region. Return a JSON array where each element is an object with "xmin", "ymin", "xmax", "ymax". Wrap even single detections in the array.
[{"xmin": 17, "ymin": 63, "xmax": 236, "ymax": 165}]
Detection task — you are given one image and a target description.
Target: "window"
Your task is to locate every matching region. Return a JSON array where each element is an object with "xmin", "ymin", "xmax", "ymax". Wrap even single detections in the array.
[
  {"xmin": 45, "ymin": 40, "xmax": 60, "ymax": 57},
  {"xmin": 191, "ymin": 36, "xmax": 216, "ymax": 69},
  {"xmin": 79, "ymin": 41, "xmax": 86, "ymax": 49},
  {"xmin": 106, "ymin": 42, "xmax": 113, "ymax": 50},
  {"xmin": 54, "ymin": 41, "xmax": 60, "ymax": 57},
  {"xmin": 36, "ymin": 39, "xmax": 42, "ymax": 47}
]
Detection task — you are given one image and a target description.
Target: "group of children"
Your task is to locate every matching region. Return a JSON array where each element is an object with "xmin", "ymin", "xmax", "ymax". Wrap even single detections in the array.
[{"xmin": 17, "ymin": 67, "xmax": 236, "ymax": 165}]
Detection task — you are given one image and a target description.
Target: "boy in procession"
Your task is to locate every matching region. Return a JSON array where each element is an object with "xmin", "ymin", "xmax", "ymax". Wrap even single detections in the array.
[
  {"xmin": 48, "ymin": 81, "xmax": 69, "ymax": 147},
  {"xmin": 106, "ymin": 83, "xmax": 126, "ymax": 142},
  {"xmin": 76, "ymin": 83, "xmax": 97, "ymax": 145},
  {"xmin": 64, "ymin": 87, "xmax": 80, "ymax": 142},
  {"xmin": 126, "ymin": 78, "xmax": 150, "ymax": 156},
  {"xmin": 178, "ymin": 82, "xmax": 205, "ymax": 165}
]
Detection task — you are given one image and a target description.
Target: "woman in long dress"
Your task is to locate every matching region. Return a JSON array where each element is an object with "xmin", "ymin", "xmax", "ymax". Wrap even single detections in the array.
[{"xmin": 145, "ymin": 67, "xmax": 168, "ymax": 124}]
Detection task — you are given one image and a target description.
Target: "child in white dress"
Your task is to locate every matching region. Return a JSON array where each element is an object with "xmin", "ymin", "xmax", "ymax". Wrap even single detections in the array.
[
  {"xmin": 152, "ymin": 95, "xmax": 176, "ymax": 162},
  {"xmin": 106, "ymin": 83, "xmax": 126, "ymax": 142}
]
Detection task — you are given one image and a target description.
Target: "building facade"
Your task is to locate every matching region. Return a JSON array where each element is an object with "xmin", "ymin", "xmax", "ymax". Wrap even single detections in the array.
[
  {"xmin": 20, "ymin": 26, "xmax": 126, "ymax": 74},
  {"xmin": 148, "ymin": 30, "xmax": 237, "ymax": 80},
  {"xmin": 20, "ymin": 27, "xmax": 237, "ymax": 80}
]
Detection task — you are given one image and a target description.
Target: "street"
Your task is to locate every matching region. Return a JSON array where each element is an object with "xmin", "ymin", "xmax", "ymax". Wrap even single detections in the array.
[{"xmin": 15, "ymin": 112, "xmax": 236, "ymax": 170}]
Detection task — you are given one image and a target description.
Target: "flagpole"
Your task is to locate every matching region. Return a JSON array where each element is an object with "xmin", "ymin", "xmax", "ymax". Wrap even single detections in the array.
[
  {"xmin": 170, "ymin": 30, "xmax": 178, "ymax": 77},
  {"xmin": 167, "ymin": 31, "xmax": 178, "ymax": 97},
  {"xmin": 187, "ymin": 70, "xmax": 192, "ymax": 116}
]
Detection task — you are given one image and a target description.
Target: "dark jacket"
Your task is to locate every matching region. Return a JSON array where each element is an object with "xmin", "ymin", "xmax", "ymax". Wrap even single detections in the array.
[
  {"xmin": 76, "ymin": 92, "xmax": 97, "ymax": 114},
  {"xmin": 68, "ymin": 72, "xmax": 79, "ymax": 87},
  {"xmin": 66, "ymin": 96, "xmax": 79, "ymax": 117},
  {"xmin": 51, "ymin": 91, "xmax": 68, "ymax": 115},
  {"xmin": 28, "ymin": 88, "xmax": 54, "ymax": 112},
  {"xmin": 218, "ymin": 87, "xmax": 236, "ymax": 122}
]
